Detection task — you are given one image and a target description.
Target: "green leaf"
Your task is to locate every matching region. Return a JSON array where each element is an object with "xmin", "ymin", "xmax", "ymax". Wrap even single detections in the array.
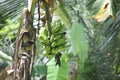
[
  {"xmin": 33, "ymin": 64, "xmax": 47, "ymax": 75},
  {"xmin": 71, "ymin": 22, "xmax": 88, "ymax": 80},
  {"xmin": 71, "ymin": 22, "xmax": 88, "ymax": 60},
  {"xmin": 47, "ymin": 57, "xmax": 68, "ymax": 80},
  {"xmin": 54, "ymin": 4, "xmax": 71, "ymax": 28}
]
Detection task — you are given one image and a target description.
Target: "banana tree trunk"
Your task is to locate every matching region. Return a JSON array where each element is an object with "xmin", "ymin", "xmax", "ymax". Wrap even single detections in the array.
[{"xmin": 13, "ymin": 0, "xmax": 37, "ymax": 80}]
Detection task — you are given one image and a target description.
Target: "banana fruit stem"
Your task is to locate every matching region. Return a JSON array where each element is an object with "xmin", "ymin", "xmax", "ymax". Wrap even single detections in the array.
[{"xmin": 43, "ymin": 1, "xmax": 52, "ymax": 37}]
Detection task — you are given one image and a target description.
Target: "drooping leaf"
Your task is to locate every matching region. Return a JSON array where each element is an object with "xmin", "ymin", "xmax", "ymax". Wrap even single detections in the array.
[
  {"xmin": 93, "ymin": 0, "xmax": 115, "ymax": 22},
  {"xmin": 0, "ymin": 51, "xmax": 12, "ymax": 61},
  {"xmin": 70, "ymin": 22, "xmax": 88, "ymax": 80},
  {"xmin": 54, "ymin": 4, "xmax": 71, "ymax": 28},
  {"xmin": 47, "ymin": 56, "xmax": 68, "ymax": 80},
  {"xmin": 70, "ymin": 22, "xmax": 88, "ymax": 60}
]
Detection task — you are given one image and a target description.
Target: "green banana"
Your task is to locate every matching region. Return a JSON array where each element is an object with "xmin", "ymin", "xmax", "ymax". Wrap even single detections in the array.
[
  {"xmin": 45, "ymin": 46, "xmax": 51, "ymax": 52},
  {"xmin": 44, "ymin": 28, "xmax": 48, "ymax": 36},
  {"xmin": 55, "ymin": 38, "xmax": 66, "ymax": 46},
  {"xmin": 52, "ymin": 25, "xmax": 61, "ymax": 34},
  {"xmin": 51, "ymin": 41, "xmax": 56, "ymax": 47},
  {"xmin": 51, "ymin": 45, "xmax": 65, "ymax": 54},
  {"xmin": 57, "ymin": 24, "xmax": 63, "ymax": 33},
  {"xmin": 39, "ymin": 36, "xmax": 46, "ymax": 42},
  {"xmin": 39, "ymin": 20, "xmax": 67, "ymax": 58},
  {"xmin": 55, "ymin": 32, "xmax": 66, "ymax": 36},
  {"xmin": 54, "ymin": 35, "xmax": 62, "ymax": 40},
  {"xmin": 45, "ymin": 37, "xmax": 51, "ymax": 45},
  {"xmin": 51, "ymin": 39, "xmax": 66, "ymax": 49},
  {"xmin": 51, "ymin": 47, "xmax": 59, "ymax": 54},
  {"xmin": 52, "ymin": 20, "xmax": 64, "ymax": 34},
  {"xmin": 44, "ymin": 50, "xmax": 52, "ymax": 56},
  {"xmin": 50, "ymin": 34, "xmax": 55, "ymax": 42},
  {"xmin": 40, "ymin": 37, "xmax": 51, "ymax": 46},
  {"xmin": 56, "ymin": 45, "xmax": 65, "ymax": 51},
  {"xmin": 50, "ymin": 34, "xmax": 64, "ymax": 43},
  {"xmin": 40, "ymin": 42, "xmax": 48, "ymax": 46}
]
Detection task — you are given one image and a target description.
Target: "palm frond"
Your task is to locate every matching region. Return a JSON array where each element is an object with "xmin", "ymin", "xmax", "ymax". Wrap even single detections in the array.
[
  {"xmin": 85, "ymin": 9, "xmax": 120, "ymax": 80},
  {"xmin": 0, "ymin": 0, "xmax": 27, "ymax": 24}
]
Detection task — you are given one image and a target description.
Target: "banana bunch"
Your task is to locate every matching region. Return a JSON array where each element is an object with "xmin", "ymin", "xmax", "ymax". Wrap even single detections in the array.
[{"xmin": 39, "ymin": 20, "xmax": 67, "ymax": 58}]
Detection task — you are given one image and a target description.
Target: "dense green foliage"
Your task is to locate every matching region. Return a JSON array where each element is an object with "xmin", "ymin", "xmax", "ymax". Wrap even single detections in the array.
[{"xmin": 0, "ymin": 0, "xmax": 120, "ymax": 80}]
